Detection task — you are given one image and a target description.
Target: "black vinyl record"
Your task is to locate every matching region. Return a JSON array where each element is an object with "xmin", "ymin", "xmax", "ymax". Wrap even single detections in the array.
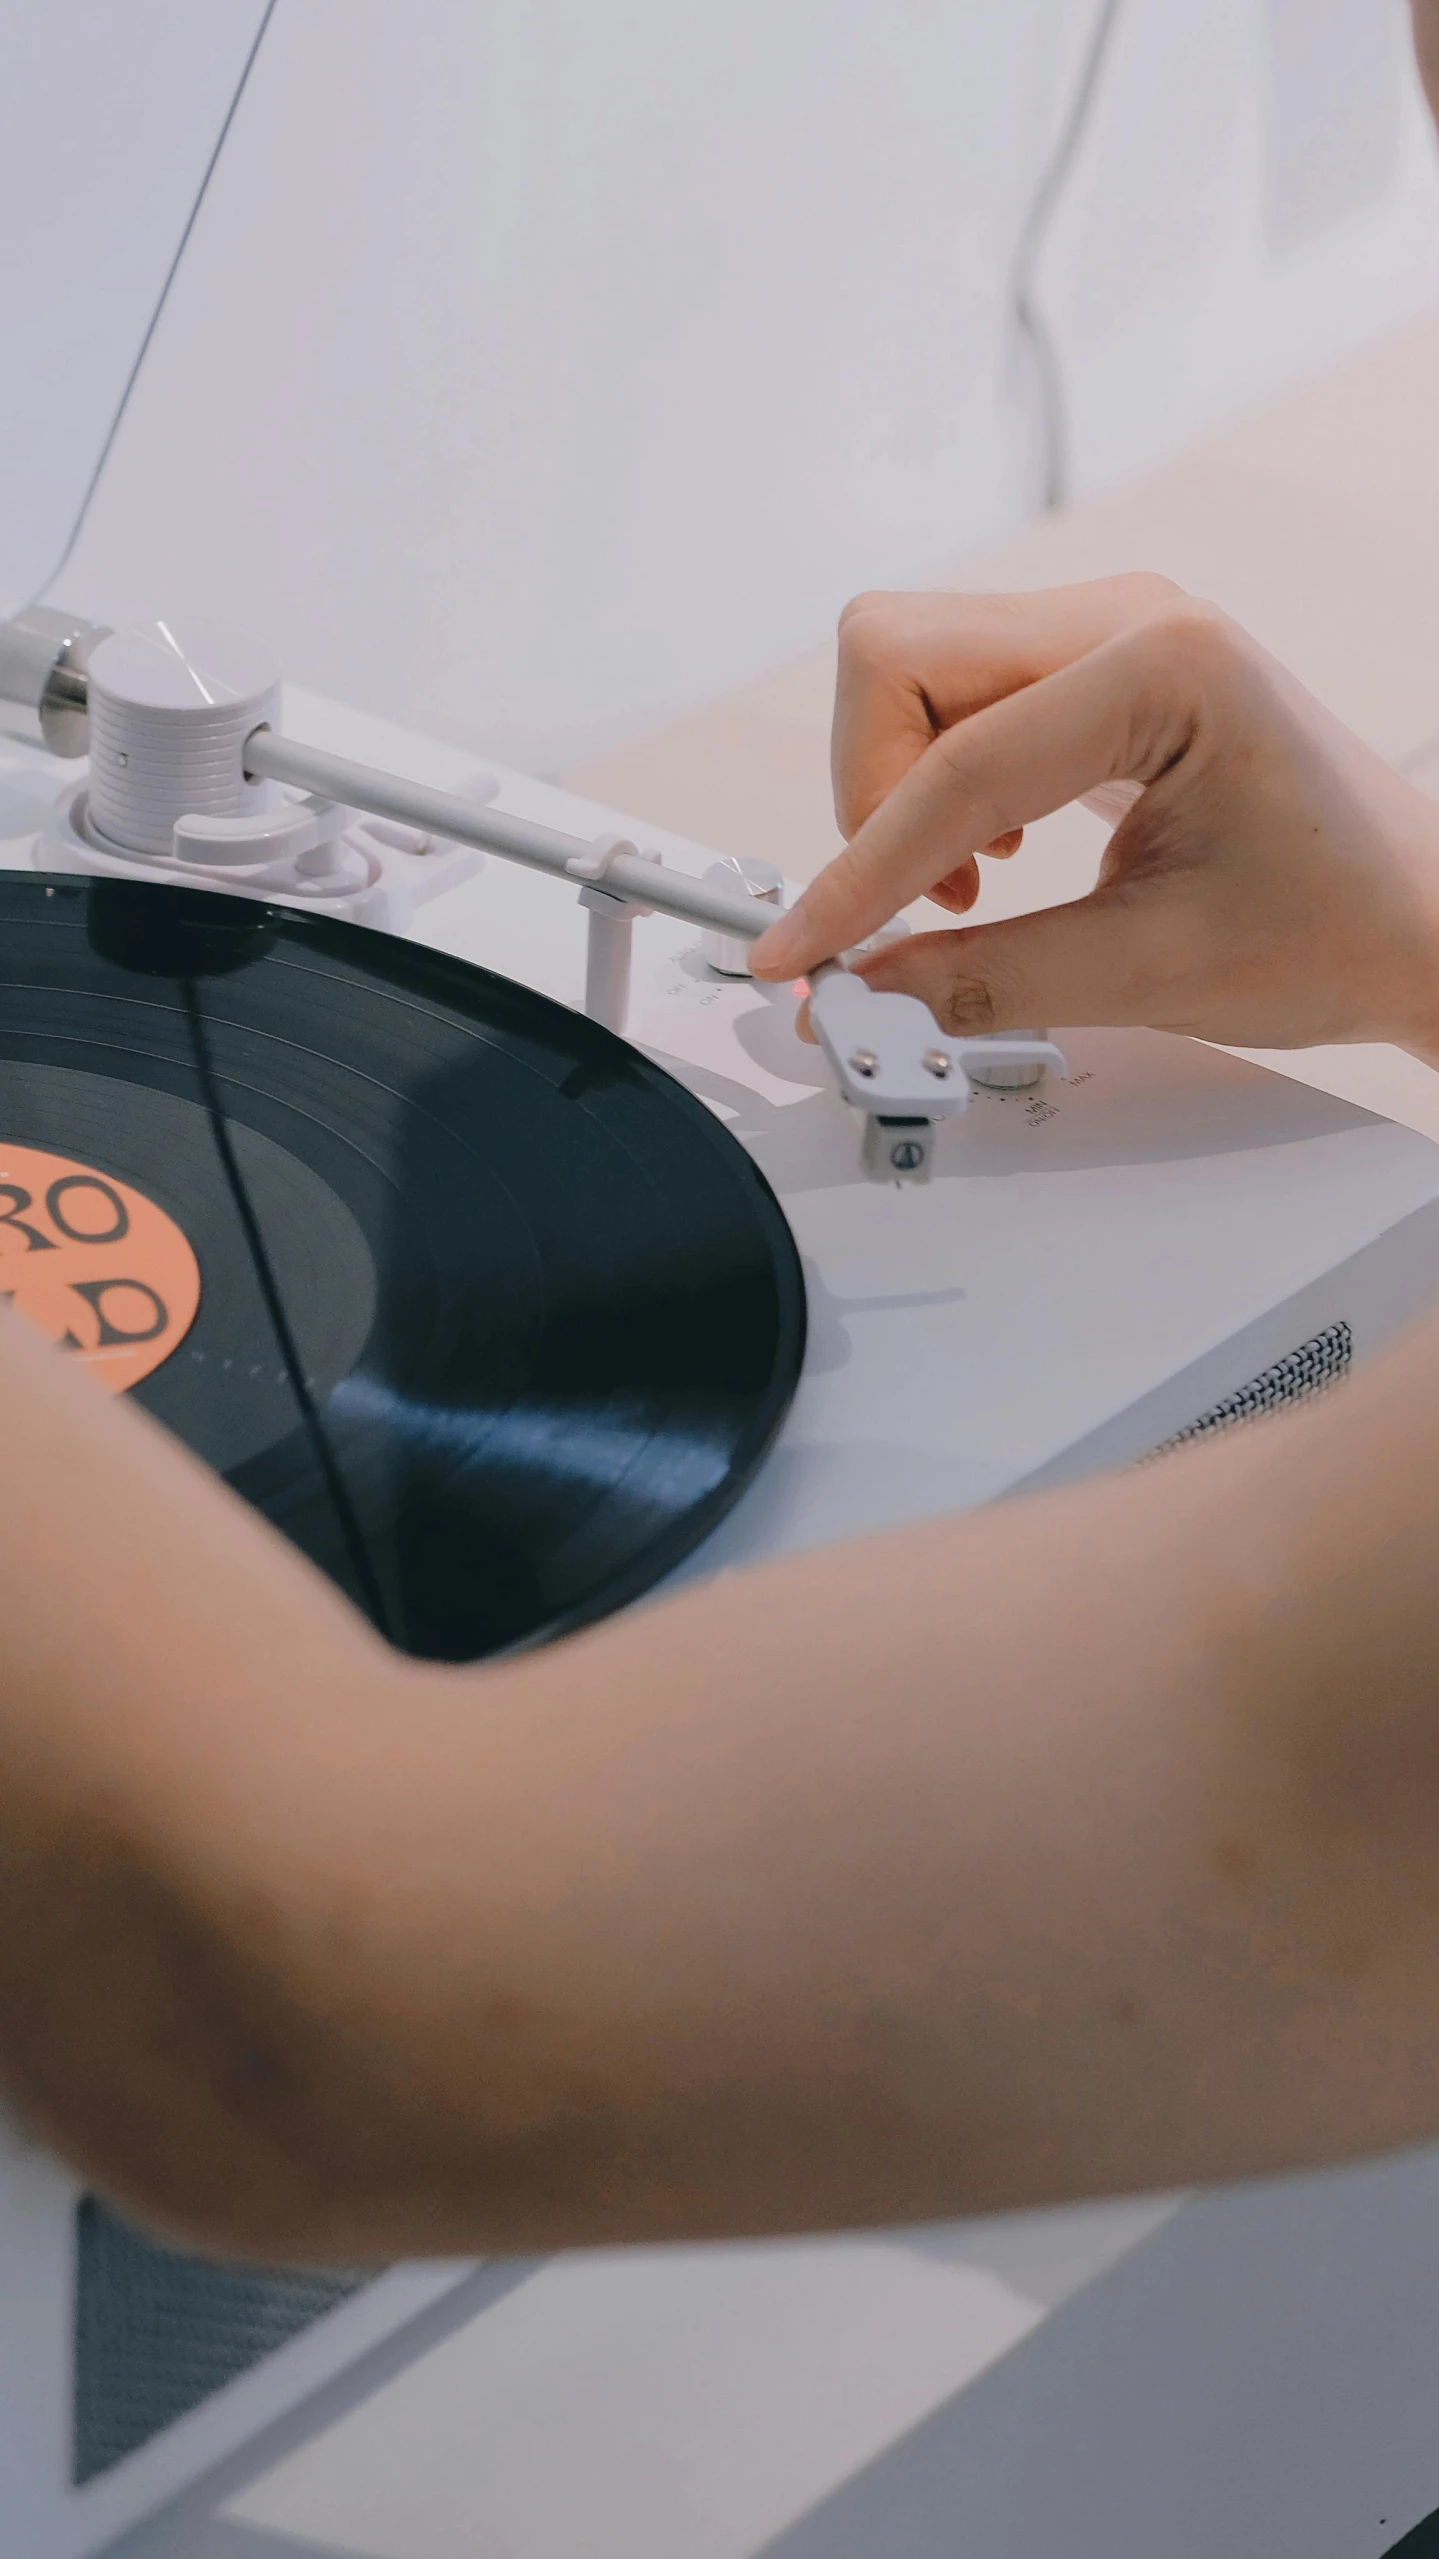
[{"xmin": 0, "ymin": 875, "xmax": 805, "ymax": 1658}]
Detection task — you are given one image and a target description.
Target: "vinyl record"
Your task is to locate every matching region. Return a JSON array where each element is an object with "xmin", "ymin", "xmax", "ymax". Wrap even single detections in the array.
[{"xmin": 0, "ymin": 875, "xmax": 806, "ymax": 1658}]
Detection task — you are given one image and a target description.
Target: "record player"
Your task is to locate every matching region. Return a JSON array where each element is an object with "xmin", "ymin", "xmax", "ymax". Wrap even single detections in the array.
[
  {"xmin": 4, "ymin": 607, "xmax": 1439, "ymax": 2558},
  {"xmin": 7, "ymin": 28, "xmax": 1439, "ymax": 2549}
]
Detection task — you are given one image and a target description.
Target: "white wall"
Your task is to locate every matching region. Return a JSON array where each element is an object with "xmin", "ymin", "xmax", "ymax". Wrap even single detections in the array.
[
  {"xmin": 38, "ymin": 0, "xmax": 1439, "ymax": 774},
  {"xmin": 1046, "ymin": 0, "xmax": 1439, "ymax": 494},
  {"xmin": 0, "ymin": 1, "xmax": 272, "ymax": 615}
]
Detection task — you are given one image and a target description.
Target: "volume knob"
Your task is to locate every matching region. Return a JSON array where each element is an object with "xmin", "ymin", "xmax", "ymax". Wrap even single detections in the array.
[
  {"xmin": 700, "ymin": 857, "xmax": 784, "ymax": 976},
  {"xmin": 966, "ymin": 1031, "xmax": 1050, "ymax": 1092}
]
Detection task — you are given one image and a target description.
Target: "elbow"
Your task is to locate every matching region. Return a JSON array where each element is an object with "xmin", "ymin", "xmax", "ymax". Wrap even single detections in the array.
[
  {"xmin": 0, "ymin": 2033, "xmax": 376, "ymax": 2269},
  {"xmin": 94, "ymin": 2090, "xmax": 373, "ymax": 2271},
  {"xmin": 0, "ymin": 1877, "xmax": 387, "ymax": 2266}
]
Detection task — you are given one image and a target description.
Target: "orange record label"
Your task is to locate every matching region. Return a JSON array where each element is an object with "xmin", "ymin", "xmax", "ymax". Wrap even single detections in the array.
[{"xmin": 0, "ymin": 1143, "xmax": 201, "ymax": 1393}]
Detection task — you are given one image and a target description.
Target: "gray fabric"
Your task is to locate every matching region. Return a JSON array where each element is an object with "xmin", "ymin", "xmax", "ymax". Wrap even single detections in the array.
[
  {"xmin": 1147, "ymin": 1317, "xmax": 1353, "ymax": 1460},
  {"xmin": 73, "ymin": 2196, "xmax": 367, "ymax": 2485}
]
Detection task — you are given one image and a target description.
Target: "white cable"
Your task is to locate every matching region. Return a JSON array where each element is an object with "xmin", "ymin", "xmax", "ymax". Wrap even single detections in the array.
[
  {"xmin": 1009, "ymin": 0, "xmax": 1126, "ymax": 512},
  {"xmin": 38, "ymin": 2, "xmax": 282, "ymax": 602}
]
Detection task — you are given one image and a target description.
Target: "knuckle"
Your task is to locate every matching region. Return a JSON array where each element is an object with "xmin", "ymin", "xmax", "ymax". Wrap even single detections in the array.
[
  {"xmin": 836, "ymin": 591, "xmax": 912, "ymax": 668},
  {"xmin": 838, "ymin": 587, "xmax": 901, "ymax": 628},
  {"xmin": 1111, "ymin": 570, "xmax": 1185, "ymax": 613},
  {"xmin": 1127, "ymin": 600, "xmax": 1254, "ymax": 738},
  {"xmin": 1143, "ymin": 595, "xmax": 1239, "ymax": 673},
  {"xmin": 932, "ymin": 971, "xmax": 998, "ymax": 1037}
]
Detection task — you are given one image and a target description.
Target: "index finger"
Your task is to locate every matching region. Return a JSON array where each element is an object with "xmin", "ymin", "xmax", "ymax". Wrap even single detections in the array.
[{"xmin": 752, "ymin": 607, "xmax": 1207, "ymax": 980}]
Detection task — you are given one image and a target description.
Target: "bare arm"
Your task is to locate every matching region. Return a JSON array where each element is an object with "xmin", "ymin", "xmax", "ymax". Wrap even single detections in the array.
[{"xmin": 9, "ymin": 1242, "xmax": 1439, "ymax": 2266}]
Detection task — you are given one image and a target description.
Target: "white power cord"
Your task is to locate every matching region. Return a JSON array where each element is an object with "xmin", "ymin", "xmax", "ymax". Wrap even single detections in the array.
[{"xmin": 1010, "ymin": 0, "xmax": 1127, "ymax": 511}]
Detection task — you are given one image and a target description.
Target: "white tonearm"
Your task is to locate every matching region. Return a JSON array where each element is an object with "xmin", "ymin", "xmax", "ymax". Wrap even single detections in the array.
[{"xmin": 0, "ymin": 611, "xmax": 1063, "ymax": 1180}]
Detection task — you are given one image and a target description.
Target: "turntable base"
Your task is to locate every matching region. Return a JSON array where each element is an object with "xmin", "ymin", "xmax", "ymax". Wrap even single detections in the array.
[{"xmin": 5, "ymin": 688, "xmax": 1439, "ymax": 2559}]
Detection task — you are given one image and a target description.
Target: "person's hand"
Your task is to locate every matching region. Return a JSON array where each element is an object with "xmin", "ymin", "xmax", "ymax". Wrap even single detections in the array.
[{"xmin": 750, "ymin": 576, "xmax": 1439, "ymax": 1058}]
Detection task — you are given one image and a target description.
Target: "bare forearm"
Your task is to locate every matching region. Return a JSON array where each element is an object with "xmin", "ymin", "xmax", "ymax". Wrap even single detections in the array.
[
  {"xmin": 0, "ymin": 1311, "xmax": 397, "ymax": 2244},
  {"xmin": 9, "ymin": 1301, "xmax": 1439, "ymax": 2263},
  {"xmin": 364, "ymin": 1340, "xmax": 1439, "ymax": 2253}
]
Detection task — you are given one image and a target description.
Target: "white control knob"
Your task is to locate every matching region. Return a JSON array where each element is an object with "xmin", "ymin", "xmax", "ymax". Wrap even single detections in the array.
[
  {"xmin": 965, "ymin": 1030, "xmax": 1051, "ymax": 1091},
  {"xmin": 700, "ymin": 856, "xmax": 783, "ymax": 975}
]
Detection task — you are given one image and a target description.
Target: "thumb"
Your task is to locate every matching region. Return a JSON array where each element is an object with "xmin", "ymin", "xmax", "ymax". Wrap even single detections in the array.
[{"xmin": 850, "ymin": 889, "xmax": 1171, "ymax": 1036}]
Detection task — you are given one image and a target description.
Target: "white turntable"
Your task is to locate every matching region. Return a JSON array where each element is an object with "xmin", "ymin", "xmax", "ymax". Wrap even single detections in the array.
[
  {"xmin": 4, "ymin": 626, "xmax": 1439, "ymax": 2559},
  {"xmin": 5, "ymin": 13, "xmax": 1439, "ymax": 2546}
]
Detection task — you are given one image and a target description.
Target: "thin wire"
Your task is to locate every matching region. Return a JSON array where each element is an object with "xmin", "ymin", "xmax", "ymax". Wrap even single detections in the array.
[
  {"xmin": 179, "ymin": 977, "xmax": 395, "ymax": 1642},
  {"xmin": 1009, "ymin": 0, "xmax": 1126, "ymax": 513},
  {"xmin": 38, "ymin": 0, "xmax": 282, "ymax": 603}
]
